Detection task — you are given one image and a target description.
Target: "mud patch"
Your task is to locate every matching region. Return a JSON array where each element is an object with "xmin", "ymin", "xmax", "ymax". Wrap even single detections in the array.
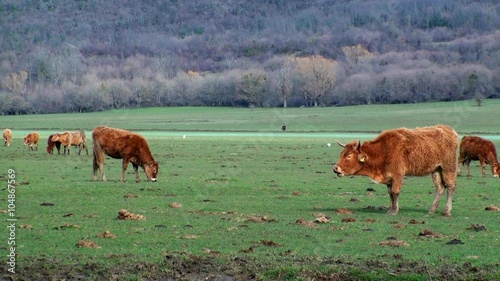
[{"xmin": 3, "ymin": 253, "xmax": 499, "ymax": 280}]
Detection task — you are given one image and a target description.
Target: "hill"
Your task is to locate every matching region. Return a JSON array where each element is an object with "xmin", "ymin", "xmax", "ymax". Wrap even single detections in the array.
[{"xmin": 0, "ymin": 0, "xmax": 499, "ymax": 114}]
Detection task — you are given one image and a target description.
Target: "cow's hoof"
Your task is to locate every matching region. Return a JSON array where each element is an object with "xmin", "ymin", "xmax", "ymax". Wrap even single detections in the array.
[{"xmin": 441, "ymin": 212, "xmax": 451, "ymax": 217}]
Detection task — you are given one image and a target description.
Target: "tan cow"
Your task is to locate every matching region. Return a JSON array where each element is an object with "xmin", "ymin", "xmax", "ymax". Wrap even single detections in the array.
[
  {"xmin": 50, "ymin": 132, "xmax": 73, "ymax": 155},
  {"xmin": 23, "ymin": 132, "xmax": 40, "ymax": 151},
  {"xmin": 3, "ymin": 129, "xmax": 12, "ymax": 146},
  {"xmin": 70, "ymin": 130, "xmax": 89, "ymax": 155},
  {"xmin": 458, "ymin": 136, "xmax": 499, "ymax": 177},
  {"xmin": 92, "ymin": 126, "xmax": 158, "ymax": 182},
  {"xmin": 333, "ymin": 125, "xmax": 458, "ymax": 216}
]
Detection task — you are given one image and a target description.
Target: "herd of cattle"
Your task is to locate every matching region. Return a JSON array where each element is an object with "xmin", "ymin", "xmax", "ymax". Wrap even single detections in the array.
[{"xmin": 2, "ymin": 125, "xmax": 499, "ymax": 216}]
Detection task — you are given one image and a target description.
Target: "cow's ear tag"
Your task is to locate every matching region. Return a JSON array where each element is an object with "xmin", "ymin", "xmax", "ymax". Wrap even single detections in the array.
[{"xmin": 358, "ymin": 155, "xmax": 366, "ymax": 162}]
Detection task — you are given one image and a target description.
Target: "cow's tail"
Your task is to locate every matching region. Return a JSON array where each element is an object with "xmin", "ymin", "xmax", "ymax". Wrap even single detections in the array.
[{"xmin": 79, "ymin": 129, "xmax": 89, "ymax": 154}]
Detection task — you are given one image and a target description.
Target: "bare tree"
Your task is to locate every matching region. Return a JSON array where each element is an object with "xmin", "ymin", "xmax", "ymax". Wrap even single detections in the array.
[
  {"xmin": 294, "ymin": 55, "xmax": 339, "ymax": 107},
  {"xmin": 274, "ymin": 57, "xmax": 295, "ymax": 108},
  {"xmin": 239, "ymin": 70, "xmax": 267, "ymax": 107}
]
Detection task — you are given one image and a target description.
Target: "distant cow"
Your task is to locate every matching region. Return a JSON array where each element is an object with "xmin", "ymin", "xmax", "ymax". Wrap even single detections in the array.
[
  {"xmin": 92, "ymin": 126, "xmax": 159, "ymax": 182},
  {"xmin": 50, "ymin": 130, "xmax": 88, "ymax": 155},
  {"xmin": 71, "ymin": 130, "xmax": 89, "ymax": 155},
  {"xmin": 458, "ymin": 136, "xmax": 499, "ymax": 177},
  {"xmin": 23, "ymin": 132, "xmax": 40, "ymax": 151},
  {"xmin": 46, "ymin": 134, "xmax": 62, "ymax": 154},
  {"xmin": 333, "ymin": 125, "xmax": 458, "ymax": 216},
  {"xmin": 50, "ymin": 132, "xmax": 73, "ymax": 155},
  {"xmin": 3, "ymin": 129, "xmax": 12, "ymax": 146}
]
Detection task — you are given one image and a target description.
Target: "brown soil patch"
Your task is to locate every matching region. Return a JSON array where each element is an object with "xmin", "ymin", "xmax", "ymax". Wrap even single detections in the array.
[
  {"xmin": 75, "ymin": 240, "xmax": 100, "ymax": 249},
  {"xmin": 485, "ymin": 205, "xmax": 500, "ymax": 211},
  {"xmin": 247, "ymin": 215, "xmax": 276, "ymax": 223},
  {"xmin": 337, "ymin": 208, "xmax": 352, "ymax": 214},
  {"xmin": 97, "ymin": 230, "xmax": 117, "ymax": 238},
  {"xmin": 117, "ymin": 209, "xmax": 145, "ymax": 220},
  {"xmin": 379, "ymin": 240, "xmax": 410, "ymax": 247},
  {"xmin": 418, "ymin": 229, "xmax": 444, "ymax": 238},
  {"xmin": 169, "ymin": 202, "xmax": 182, "ymax": 208},
  {"xmin": 124, "ymin": 193, "xmax": 139, "ymax": 198}
]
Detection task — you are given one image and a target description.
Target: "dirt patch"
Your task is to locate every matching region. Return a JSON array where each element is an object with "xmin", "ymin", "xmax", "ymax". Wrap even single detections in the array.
[
  {"xmin": 97, "ymin": 230, "xmax": 117, "ymax": 238},
  {"xmin": 75, "ymin": 239, "xmax": 100, "ymax": 249},
  {"xmin": 485, "ymin": 205, "xmax": 500, "ymax": 211},
  {"xmin": 2, "ymin": 252, "xmax": 499, "ymax": 280},
  {"xmin": 117, "ymin": 209, "xmax": 145, "ymax": 220}
]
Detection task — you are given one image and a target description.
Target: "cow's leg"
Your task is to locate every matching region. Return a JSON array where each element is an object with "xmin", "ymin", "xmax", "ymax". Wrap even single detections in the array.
[
  {"xmin": 93, "ymin": 151, "xmax": 106, "ymax": 181},
  {"xmin": 457, "ymin": 155, "xmax": 464, "ymax": 176},
  {"xmin": 429, "ymin": 170, "xmax": 445, "ymax": 214},
  {"xmin": 479, "ymin": 158, "xmax": 486, "ymax": 177},
  {"xmin": 386, "ymin": 180, "xmax": 401, "ymax": 215},
  {"xmin": 132, "ymin": 163, "xmax": 140, "ymax": 183},
  {"xmin": 441, "ymin": 170, "xmax": 456, "ymax": 217},
  {"xmin": 465, "ymin": 159, "xmax": 471, "ymax": 177},
  {"xmin": 121, "ymin": 159, "xmax": 130, "ymax": 182},
  {"xmin": 78, "ymin": 143, "xmax": 82, "ymax": 155}
]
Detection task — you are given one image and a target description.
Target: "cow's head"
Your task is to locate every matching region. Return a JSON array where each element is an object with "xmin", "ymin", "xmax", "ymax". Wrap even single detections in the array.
[
  {"xmin": 333, "ymin": 140, "xmax": 367, "ymax": 177},
  {"xmin": 144, "ymin": 162, "xmax": 159, "ymax": 182},
  {"xmin": 493, "ymin": 163, "xmax": 500, "ymax": 178},
  {"xmin": 23, "ymin": 137, "xmax": 29, "ymax": 145}
]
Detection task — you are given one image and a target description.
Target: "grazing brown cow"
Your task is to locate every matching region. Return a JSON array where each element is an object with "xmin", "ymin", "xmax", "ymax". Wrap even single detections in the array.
[
  {"xmin": 92, "ymin": 126, "xmax": 158, "ymax": 182},
  {"xmin": 46, "ymin": 134, "xmax": 62, "ymax": 154},
  {"xmin": 458, "ymin": 136, "xmax": 499, "ymax": 177},
  {"xmin": 50, "ymin": 132, "xmax": 73, "ymax": 155},
  {"xmin": 23, "ymin": 132, "xmax": 40, "ymax": 151},
  {"xmin": 70, "ymin": 130, "xmax": 89, "ymax": 155},
  {"xmin": 3, "ymin": 129, "xmax": 12, "ymax": 146},
  {"xmin": 333, "ymin": 125, "xmax": 458, "ymax": 216}
]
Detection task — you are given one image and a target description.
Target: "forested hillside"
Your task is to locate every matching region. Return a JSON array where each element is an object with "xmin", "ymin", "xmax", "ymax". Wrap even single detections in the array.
[{"xmin": 0, "ymin": 0, "xmax": 499, "ymax": 114}]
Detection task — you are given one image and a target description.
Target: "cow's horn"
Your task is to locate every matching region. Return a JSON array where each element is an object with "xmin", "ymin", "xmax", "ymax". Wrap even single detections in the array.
[{"xmin": 336, "ymin": 140, "xmax": 345, "ymax": 147}]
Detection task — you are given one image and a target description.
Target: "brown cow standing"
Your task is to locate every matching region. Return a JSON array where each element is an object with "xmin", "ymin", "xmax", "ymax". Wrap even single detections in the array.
[
  {"xmin": 3, "ymin": 129, "xmax": 12, "ymax": 146},
  {"xmin": 458, "ymin": 136, "xmax": 499, "ymax": 177},
  {"xmin": 23, "ymin": 132, "xmax": 40, "ymax": 151},
  {"xmin": 92, "ymin": 126, "xmax": 159, "ymax": 182},
  {"xmin": 70, "ymin": 130, "xmax": 89, "ymax": 155},
  {"xmin": 50, "ymin": 132, "xmax": 73, "ymax": 155},
  {"xmin": 47, "ymin": 134, "xmax": 62, "ymax": 154},
  {"xmin": 333, "ymin": 125, "xmax": 458, "ymax": 216}
]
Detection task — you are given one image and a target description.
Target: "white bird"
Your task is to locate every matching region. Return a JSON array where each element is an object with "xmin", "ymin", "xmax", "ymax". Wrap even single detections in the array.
[{"xmin": 327, "ymin": 143, "xmax": 331, "ymax": 147}]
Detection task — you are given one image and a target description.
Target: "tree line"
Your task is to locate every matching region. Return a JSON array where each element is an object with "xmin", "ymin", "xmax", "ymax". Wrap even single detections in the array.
[{"xmin": 0, "ymin": 0, "xmax": 498, "ymax": 114}]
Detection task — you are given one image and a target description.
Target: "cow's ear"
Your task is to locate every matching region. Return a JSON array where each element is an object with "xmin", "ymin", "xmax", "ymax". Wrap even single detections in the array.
[{"xmin": 358, "ymin": 153, "xmax": 367, "ymax": 163}]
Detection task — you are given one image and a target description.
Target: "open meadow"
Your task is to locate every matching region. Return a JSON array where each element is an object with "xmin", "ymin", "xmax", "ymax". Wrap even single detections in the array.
[{"xmin": 1, "ymin": 101, "xmax": 499, "ymax": 280}]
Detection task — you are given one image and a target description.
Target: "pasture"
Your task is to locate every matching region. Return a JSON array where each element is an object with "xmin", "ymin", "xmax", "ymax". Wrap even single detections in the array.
[{"xmin": 1, "ymin": 100, "xmax": 500, "ymax": 280}]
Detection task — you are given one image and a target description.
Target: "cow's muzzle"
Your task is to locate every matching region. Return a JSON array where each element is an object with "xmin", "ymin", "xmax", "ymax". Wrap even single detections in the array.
[
  {"xmin": 150, "ymin": 178, "xmax": 157, "ymax": 182},
  {"xmin": 333, "ymin": 165, "xmax": 344, "ymax": 177}
]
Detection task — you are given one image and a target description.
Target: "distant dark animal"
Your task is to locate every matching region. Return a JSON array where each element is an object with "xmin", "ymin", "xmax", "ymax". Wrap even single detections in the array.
[
  {"xmin": 92, "ymin": 126, "xmax": 159, "ymax": 182},
  {"xmin": 333, "ymin": 125, "xmax": 458, "ymax": 216},
  {"xmin": 23, "ymin": 132, "xmax": 40, "ymax": 151},
  {"xmin": 3, "ymin": 129, "xmax": 12, "ymax": 146},
  {"xmin": 281, "ymin": 125, "xmax": 287, "ymax": 131},
  {"xmin": 458, "ymin": 136, "xmax": 499, "ymax": 177},
  {"xmin": 47, "ymin": 134, "xmax": 62, "ymax": 154}
]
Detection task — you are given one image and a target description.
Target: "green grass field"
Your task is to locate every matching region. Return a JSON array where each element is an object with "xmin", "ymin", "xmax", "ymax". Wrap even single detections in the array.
[{"xmin": 1, "ymin": 101, "xmax": 499, "ymax": 280}]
